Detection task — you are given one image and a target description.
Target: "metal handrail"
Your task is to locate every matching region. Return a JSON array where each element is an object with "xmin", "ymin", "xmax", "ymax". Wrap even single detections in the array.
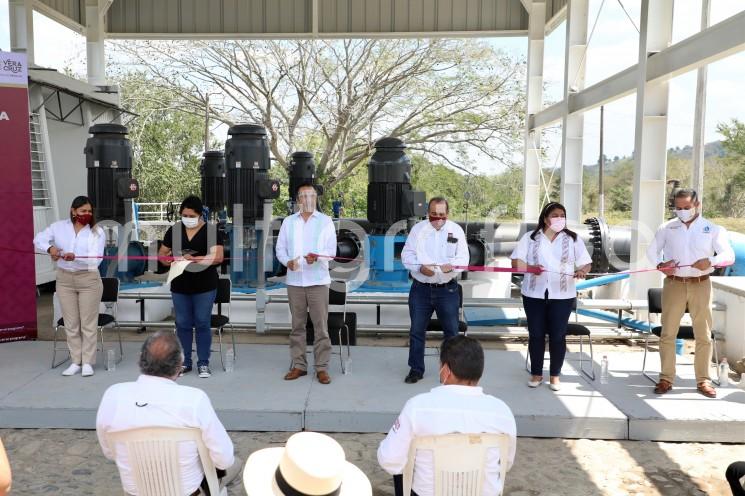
[{"xmin": 115, "ymin": 291, "xmax": 724, "ymax": 312}]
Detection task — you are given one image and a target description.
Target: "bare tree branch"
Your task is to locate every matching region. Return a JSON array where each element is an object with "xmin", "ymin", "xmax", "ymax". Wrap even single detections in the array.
[{"xmin": 109, "ymin": 39, "xmax": 525, "ymax": 190}]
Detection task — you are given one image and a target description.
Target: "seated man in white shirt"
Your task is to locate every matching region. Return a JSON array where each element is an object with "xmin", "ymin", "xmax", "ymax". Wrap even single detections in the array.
[
  {"xmin": 377, "ymin": 335, "xmax": 517, "ymax": 496},
  {"xmin": 96, "ymin": 332, "xmax": 239, "ymax": 496}
]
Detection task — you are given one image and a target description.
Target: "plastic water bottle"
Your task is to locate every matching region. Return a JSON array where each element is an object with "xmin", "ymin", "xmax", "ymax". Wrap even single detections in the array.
[
  {"xmin": 224, "ymin": 347, "xmax": 235, "ymax": 373},
  {"xmin": 343, "ymin": 358, "xmax": 351, "ymax": 375},
  {"xmin": 719, "ymin": 358, "xmax": 730, "ymax": 387},
  {"xmin": 106, "ymin": 349, "xmax": 116, "ymax": 372},
  {"xmin": 600, "ymin": 355, "xmax": 609, "ymax": 384}
]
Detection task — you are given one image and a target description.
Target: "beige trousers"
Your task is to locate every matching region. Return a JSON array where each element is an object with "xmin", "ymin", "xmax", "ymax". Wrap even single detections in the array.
[
  {"xmin": 56, "ymin": 269, "xmax": 103, "ymax": 365},
  {"xmin": 659, "ymin": 277, "xmax": 713, "ymax": 384},
  {"xmin": 287, "ymin": 284, "xmax": 331, "ymax": 372}
]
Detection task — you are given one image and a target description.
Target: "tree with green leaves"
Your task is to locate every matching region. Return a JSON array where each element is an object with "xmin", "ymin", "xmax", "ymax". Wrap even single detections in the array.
[
  {"xmin": 116, "ymin": 73, "xmax": 209, "ymax": 204},
  {"xmin": 717, "ymin": 119, "xmax": 745, "ymax": 217}
]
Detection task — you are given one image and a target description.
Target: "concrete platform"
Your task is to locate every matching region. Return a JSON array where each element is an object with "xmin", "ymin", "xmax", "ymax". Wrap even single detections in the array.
[
  {"xmin": 593, "ymin": 350, "xmax": 745, "ymax": 442},
  {"xmin": 0, "ymin": 341, "xmax": 743, "ymax": 442}
]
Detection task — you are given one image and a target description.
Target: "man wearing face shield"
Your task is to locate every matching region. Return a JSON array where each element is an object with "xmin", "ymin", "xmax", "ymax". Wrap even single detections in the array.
[
  {"xmin": 400, "ymin": 197, "xmax": 469, "ymax": 384},
  {"xmin": 647, "ymin": 188, "xmax": 735, "ymax": 398},
  {"xmin": 275, "ymin": 184, "xmax": 338, "ymax": 384}
]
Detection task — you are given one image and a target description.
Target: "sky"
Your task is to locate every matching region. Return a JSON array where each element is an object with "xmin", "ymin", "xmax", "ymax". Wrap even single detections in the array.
[{"xmin": 1, "ymin": 0, "xmax": 744, "ymax": 174}]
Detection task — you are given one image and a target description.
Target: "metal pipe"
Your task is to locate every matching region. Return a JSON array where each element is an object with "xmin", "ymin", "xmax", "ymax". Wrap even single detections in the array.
[
  {"xmin": 599, "ymin": 105, "xmax": 605, "ymax": 218},
  {"xmin": 113, "ymin": 320, "xmax": 638, "ymax": 340},
  {"xmin": 117, "ymin": 291, "xmax": 663, "ymax": 311},
  {"xmin": 575, "ymin": 273, "xmax": 629, "ymax": 290}
]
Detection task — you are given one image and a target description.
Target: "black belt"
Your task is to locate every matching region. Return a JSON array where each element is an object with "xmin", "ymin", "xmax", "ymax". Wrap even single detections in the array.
[
  {"xmin": 275, "ymin": 467, "xmax": 341, "ymax": 496},
  {"xmin": 667, "ymin": 274, "xmax": 710, "ymax": 283},
  {"xmin": 415, "ymin": 279, "xmax": 456, "ymax": 288}
]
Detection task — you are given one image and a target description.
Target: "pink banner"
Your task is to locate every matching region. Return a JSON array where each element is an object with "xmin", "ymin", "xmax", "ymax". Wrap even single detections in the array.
[{"xmin": 0, "ymin": 51, "xmax": 37, "ymax": 341}]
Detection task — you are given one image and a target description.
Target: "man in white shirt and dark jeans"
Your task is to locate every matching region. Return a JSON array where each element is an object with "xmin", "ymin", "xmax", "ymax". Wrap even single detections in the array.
[
  {"xmin": 275, "ymin": 183, "xmax": 338, "ymax": 384},
  {"xmin": 378, "ymin": 335, "xmax": 517, "ymax": 496},
  {"xmin": 96, "ymin": 332, "xmax": 239, "ymax": 495},
  {"xmin": 401, "ymin": 197, "xmax": 470, "ymax": 383},
  {"xmin": 647, "ymin": 188, "xmax": 735, "ymax": 398}
]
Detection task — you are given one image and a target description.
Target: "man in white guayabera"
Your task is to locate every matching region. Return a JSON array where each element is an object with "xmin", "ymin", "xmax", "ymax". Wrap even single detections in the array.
[
  {"xmin": 276, "ymin": 183, "xmax": 337, "ymax": 385},
  {"xmin": 647, "ymin": 188, "xmax": 734, "ymax": 398}
]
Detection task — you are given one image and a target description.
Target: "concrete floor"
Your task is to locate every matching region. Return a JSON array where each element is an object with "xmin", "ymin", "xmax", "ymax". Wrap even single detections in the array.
[{"xmin": 2, "ymin": 340, "xmax": 743, "ymax": 442}]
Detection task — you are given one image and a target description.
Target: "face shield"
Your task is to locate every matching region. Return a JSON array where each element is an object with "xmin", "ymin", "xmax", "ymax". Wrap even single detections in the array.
[{"xmin": 297, "ymin": 190, "xmax": 318, "ymax": 213}]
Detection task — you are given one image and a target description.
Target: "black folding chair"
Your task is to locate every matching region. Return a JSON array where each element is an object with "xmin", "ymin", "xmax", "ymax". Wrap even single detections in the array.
[
  {"xmin": 305, "ymin": 281, "xmax": 355, "ymax": 374},
  {"xmin": 642, "ymin": 287, "xmax": 720, "ymax": 385},
  {"xmin": 52, "ymin": 277, "xmax": 122, "ymax": 368},
  {"xmin": 524, "ymin": 300, "xmax": 595, "ymax": 380},
  {"xmin": 210, "ymin": 278, "xmax": 235, "ymax": 372}
]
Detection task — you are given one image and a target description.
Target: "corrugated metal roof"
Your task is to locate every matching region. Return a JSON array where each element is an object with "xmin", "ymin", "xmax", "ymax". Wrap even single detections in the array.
[
  {"xmin": 546, "ymin": 0, "xmax": 567, "ymax": 22},
  {"xmin": 102, "ymin": 0, "xmax": 528, "ymax": 37},
  {"xmin": 37, "ymin": 0, "xmax": 84, "ymax": 25},
  {"xmin": 318, "ymin": 0, "xmax": 527, "ymax": 34}
]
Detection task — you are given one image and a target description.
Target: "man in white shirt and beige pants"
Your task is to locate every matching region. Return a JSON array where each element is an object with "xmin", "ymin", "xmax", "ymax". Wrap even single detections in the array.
[
  {"xmin": 276, "ymin": 184, "xmax": 338, "ymax": 384},
  {"xmin": 647, "ymin": 188, "xmax": 735, "ymax": 398}
]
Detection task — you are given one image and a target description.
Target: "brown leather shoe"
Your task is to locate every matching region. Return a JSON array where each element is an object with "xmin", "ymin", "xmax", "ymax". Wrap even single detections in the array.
[
  {"xmin": 316, "ymin": 370, "xmax": 331, "ymax": 384},
  {"xmin": 284, "ymin": 368, "xmax": 307, "ymax": 380},
  {"xmin": 654, "ymin": 379, "xmax": 673, "ymax": 394},
  {"xmin": 697, "ymin": 382, "xmax": 717, "ymax": 398}
]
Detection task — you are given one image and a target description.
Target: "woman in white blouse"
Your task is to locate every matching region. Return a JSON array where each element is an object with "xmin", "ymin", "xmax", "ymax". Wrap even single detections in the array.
[
  {"xmin": 34, "ymin": 196, "xmax": 105, "ymax": 377},
  {"xmin": 510, "ymin": 202, "xmax": 592, "ymax": 391}
]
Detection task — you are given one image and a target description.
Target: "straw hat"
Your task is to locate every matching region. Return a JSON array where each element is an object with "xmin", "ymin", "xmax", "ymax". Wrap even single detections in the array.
[{"xmin": 243, "ymin": 432, "xmax": 372, "ymax": 496}]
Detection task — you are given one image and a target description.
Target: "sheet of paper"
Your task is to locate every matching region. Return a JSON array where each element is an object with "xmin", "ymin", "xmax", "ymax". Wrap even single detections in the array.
[{"xmin": 166, "ymin": 260, "xmax": 192, "ymax": 285}]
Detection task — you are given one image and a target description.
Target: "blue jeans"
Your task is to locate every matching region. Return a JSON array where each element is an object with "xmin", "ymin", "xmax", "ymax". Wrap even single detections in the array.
[
  {"xmin": 408, "ymin": 279, "xmax": 460, "ymax": 375},
  {"xmin": 523, "ymin": 294, "xmax": 575, "ymax": 377},
  {"xmin": 172, "ymin": 289, "xmax": 217, "ymax": 367}
]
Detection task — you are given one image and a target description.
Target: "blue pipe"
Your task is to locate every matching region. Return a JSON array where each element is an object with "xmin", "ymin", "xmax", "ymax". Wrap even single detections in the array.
[
  {"xmin": 575, "ymin": 308, "xmax": 652, "ymax": 333},
  {"xmin": 575, "ymin": 273, "xmax": 629, "ymax": 291}
]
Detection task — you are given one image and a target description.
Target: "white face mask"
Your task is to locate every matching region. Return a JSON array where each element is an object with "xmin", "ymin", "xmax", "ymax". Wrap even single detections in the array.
[
  {"xmin": 675, "ymin": 208, "xmax": 695, "ymax": 223},
  {"xmin": 182, "ymin": 216, "xmax": 199, "ymax": 228},
  {"xmin": 549, "ymin": 217, "xmax": 566, "ymax": 232}
]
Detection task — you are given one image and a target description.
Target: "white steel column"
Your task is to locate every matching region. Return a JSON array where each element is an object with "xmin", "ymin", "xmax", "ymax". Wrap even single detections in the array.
[
  {"xmin": 559, "ymin": 0, "xmax": 588, "ymax": 223},
  {"xmin": 9, "ymin": 0, "xmax": 34, "ymax": 65},
  {"xmin": 629, "ymin": 0, "xmax": 674, "ymax": 298},
  {"xmin": 522, "ymin": 0, "xmax": 546, "ymax": 222},
  {"xmin": 691, "ymin": 0, "xmax": 710, "ymax": 203},
  {"xmin": 86, "ymin": 0, "xmax": 107, "ymax": 86}
]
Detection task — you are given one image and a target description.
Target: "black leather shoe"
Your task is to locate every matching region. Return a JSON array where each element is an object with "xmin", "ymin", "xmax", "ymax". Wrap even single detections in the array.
[{"xmin": 404, "ymin": 370, "xmax": 423, "ymax": 384}]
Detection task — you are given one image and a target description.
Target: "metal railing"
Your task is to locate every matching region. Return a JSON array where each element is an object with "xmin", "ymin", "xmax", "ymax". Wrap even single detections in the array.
[
  {"xmin": 29, "ymin": 113, "xmax": 51, "ymax": 208},
  {"xmin": 134, "ymin": 202, "xmax": 172, "ymax": 222},
  {"xmin": 114, "ymin": 292, "xmax": 726, "ymax": 337}
]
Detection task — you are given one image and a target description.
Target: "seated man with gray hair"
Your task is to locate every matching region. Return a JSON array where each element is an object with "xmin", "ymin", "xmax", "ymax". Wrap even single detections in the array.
[{"xmin": 96, "ymin": 332, "xmax": 239, "ymax": 495}]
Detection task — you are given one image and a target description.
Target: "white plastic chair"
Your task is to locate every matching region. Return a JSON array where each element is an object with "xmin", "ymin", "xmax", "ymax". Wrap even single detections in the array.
[
  {"xmin": 402, "ymin": 433, "xmax": 511, "ymax": 496},
  {"xmin": 107, "ymin": 426, "xmax": 226, "ymax": 496}
]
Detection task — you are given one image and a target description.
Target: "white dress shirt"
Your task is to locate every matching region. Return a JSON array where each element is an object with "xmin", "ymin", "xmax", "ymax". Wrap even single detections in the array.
[
  {"xmin": 275, "ymin": 210, "xmax": 337, "ymax": 287},
  {"xmin": 377, "ymin": 385, "xmax": 517, "ymax": 496},
  {"xmin": 510, "ymin": 230, "xmax": 592, "ymax": 300},
  {"xmin": 96, "ymin": 375, "xmax": 235, "ymax": 496},
  {"xmin": 646, "ymin": 216, "xmax": 734, "ymax": 277},
  {"xmin": 33, "ymin": 219, "xmax": 105, "ymax": 272},
  {"xmin": 402, "ymin": 220, "xmax": 470, "ymax": 284}
]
